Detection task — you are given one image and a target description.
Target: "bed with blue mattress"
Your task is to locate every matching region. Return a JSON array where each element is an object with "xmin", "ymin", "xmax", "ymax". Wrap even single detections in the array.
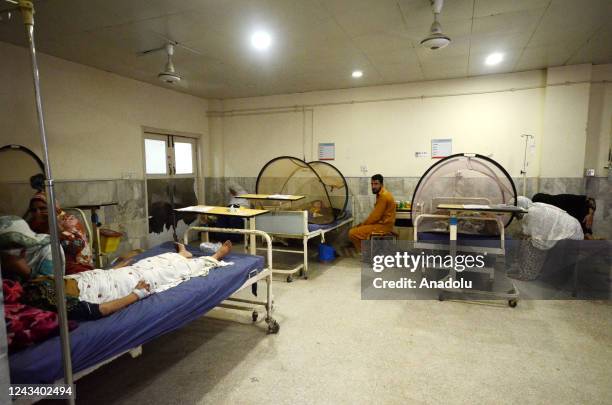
[
  {"xmin": 254, "ymin": 210, "xmax": 354, "ymax": 281},
  {"xmin": 9, "ymin": 241, "xmax": 275, "ymax": 384}
]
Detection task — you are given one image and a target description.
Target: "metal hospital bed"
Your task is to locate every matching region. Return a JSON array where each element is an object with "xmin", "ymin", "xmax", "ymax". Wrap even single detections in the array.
[
  {"xmin": 253, "ymin": 207, "xmax": 354, "ymax": 281},
  {"xmin": 9, "ymin": 227, "xmax": 278, "ymax": 391},
  {"xmin": 252, "ymin": 156, "xmax": 354, "ymax": 282},
  {"xmin": 411, "ymin": 153, "xmax": 522, "ymax": 307}
]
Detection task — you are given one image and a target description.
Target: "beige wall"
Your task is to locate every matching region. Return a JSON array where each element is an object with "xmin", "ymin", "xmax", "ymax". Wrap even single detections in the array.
[
  {"xmin": 208, "ymin": 70, "xmax": 545, "ymax": 178},
  {"xmin": 209, "ymin": 64, "xmax": 610, "ymax": 180},
  {"xmin": 0, "ymin": 41, "xmax": 208, "ymax": 182},
  {"xmin": 584, "ymin": 65, "xmax": 612, "ymax": 177},
  {"xmin": 540, "ymin": 65, "xmax": 592, "ymax": 178}
]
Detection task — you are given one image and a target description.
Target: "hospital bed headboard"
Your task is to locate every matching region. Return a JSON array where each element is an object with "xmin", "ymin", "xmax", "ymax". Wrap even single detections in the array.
[{"xmin": 255, "ymin": 210, "xmax": 309, "ymax": 235}]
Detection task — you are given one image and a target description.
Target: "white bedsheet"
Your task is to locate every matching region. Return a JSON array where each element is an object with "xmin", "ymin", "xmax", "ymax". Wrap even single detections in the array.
[{"xmin": 67, "ymin": 252, "xmax": 231, "ymax": 304}]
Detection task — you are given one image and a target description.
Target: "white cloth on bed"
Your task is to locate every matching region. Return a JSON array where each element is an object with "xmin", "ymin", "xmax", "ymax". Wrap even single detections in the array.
[{"xmin": 67, "ymin": 253, "xmax": 232, "ymax": 304}]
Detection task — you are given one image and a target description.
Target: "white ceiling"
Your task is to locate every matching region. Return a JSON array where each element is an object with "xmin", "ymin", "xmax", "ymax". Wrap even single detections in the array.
[{"xmin": 1, "ymin": 0, "xmax": 610, "ymax": 99}]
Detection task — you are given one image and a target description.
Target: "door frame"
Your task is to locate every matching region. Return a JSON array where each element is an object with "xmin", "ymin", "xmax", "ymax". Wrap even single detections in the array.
[{"xmin": 141, "ymin": 126, "xmax": 203, "ymax": 246}]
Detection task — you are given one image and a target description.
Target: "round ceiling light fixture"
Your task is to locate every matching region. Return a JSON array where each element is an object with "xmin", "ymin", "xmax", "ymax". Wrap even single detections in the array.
[
  {"xmin": 485, "ymin": 52, "xmax": 504, "ymax": 66},
  {"xmin": 251, "ymin": 31, "xmax": 272, "ymax": 51}
]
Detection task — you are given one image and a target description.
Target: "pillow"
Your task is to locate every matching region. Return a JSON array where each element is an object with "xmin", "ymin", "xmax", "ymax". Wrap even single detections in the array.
[{"xmin": 0, "ymin": 216, "xmax": 50, "ymax": 249}]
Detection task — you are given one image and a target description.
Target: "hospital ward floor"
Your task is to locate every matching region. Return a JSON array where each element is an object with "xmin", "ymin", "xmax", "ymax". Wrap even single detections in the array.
[{"xmin": 65, "ymin": 253, "xmax": 610, "ymax": 405}]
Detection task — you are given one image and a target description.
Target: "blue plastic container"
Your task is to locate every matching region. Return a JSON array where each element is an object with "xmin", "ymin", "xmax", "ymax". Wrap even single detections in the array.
[{"xmin": 318, "ymin": 243, "xmax": 336, "ymax": 262}]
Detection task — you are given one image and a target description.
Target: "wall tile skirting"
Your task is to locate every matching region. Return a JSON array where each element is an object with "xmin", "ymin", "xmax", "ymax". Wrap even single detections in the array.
[
  {"xmin": 205, "ymin": 176, "xmax": 611, "ymax": 240},
  {"xmin": 2, "ymin": 175, "xmax": 607, "ymax": 262}
]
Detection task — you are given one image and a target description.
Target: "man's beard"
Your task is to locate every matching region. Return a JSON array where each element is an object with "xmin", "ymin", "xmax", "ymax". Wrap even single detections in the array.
[{"xmin": 371, "ymin": 188, "xmax": 378, "ymax": 194}]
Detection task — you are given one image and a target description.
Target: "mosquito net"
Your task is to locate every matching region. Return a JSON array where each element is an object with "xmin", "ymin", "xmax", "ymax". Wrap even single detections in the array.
[
  {"xmin": 308, "ymin": 160, "xmax": 349, "ymax": 220},
  {"xmin": 411, "ymin": 153, "xmax": 517, "ymax": 235},
  {"xmin": 256, "ymin": 156, "xmax": 349, "ymax": 224},
  {"xmin": 0, "ymin": 145, "xmax": 45, "ymax": 216}
]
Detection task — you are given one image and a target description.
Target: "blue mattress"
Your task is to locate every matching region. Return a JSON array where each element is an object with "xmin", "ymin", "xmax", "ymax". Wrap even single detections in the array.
[
  {"xmin": 308, "ymin": 217, "xmax": 351, "ymax": 232},
  {"xmin": 9, "ymin": 241, "xmax": 264, "ymax": 384},
  {"xmin": 417, "ymin": 232, "xmax": 510, "ymax": 248}
]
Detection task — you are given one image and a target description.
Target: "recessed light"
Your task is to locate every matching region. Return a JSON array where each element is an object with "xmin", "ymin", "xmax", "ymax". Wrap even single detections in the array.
[
  {"xmin": 485, "ymin": 52, "xmax": 504, "ymax": 66},
  {"xmin": 251, "ymin": 31, "xmax": 272, "ymax": 50},
  {"xmin": 352, "ymin": 70, "xmax": 363, "ymax": 78}
]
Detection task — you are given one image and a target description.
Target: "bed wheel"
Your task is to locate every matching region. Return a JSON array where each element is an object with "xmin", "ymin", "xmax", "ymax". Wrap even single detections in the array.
[
  {"xmin": 267, "ymin": 319, "xmax": 280, "ymax": 334},
  {"xmin": 508, "ymin": 299, "xmax": 518, "ymax": 308},
  {"xmin": 252, "ymin": 311, "xmax": 259, "ymax": 322},
  {"xmin": 286, "ymin": 276, "xmax": 293, "ymax": 283}
]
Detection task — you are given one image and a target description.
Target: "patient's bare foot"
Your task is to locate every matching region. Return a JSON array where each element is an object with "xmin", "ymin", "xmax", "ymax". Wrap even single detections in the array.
[
  {"xmin": 175, "ymin": 242, "xmax": 193, "ymax": 258},
  {"xmin": 212, "ymin": 240, "xmax": 232, "ymax": 261}
]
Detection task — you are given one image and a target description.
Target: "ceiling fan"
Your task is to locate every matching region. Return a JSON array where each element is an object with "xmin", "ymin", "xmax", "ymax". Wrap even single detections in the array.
[
  {"xmin": 138, "ymin": 38, "xmax": 201, "ymax": 87},
  {"xmin": 420, "ymin": 0, "xmax": 451, "ymax": 50}
]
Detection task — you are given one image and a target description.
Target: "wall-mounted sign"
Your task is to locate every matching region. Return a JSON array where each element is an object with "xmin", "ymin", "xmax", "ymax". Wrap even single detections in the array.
[
  {"xmin": 431, "ymin": 138, "xmax": 452, "ymax": 159},
  {"xmin": 415, "ymin": 151, "xmax": 429, "ymax": 158},
  {"xmin": 318, "ymin": 142, "xmax": 335, "ymax": 160}
]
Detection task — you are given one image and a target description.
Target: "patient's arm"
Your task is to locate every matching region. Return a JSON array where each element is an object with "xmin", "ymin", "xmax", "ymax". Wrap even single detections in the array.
[{"xmin": 99, "ymin": 280, "xmax": 150, "ymax": 316}]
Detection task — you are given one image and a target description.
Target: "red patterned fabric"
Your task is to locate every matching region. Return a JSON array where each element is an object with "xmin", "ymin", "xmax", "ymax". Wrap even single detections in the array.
[
  {"xmin": 3, "ymin": 279, "xmax": 23, "ymax": 304},
  {"xmin": 3, "ymin": 279, "xmax": 77, "ymax": 351},
  {"xmin": 26, "ymin": 191, "xmax": 94, "ymax": 272}
]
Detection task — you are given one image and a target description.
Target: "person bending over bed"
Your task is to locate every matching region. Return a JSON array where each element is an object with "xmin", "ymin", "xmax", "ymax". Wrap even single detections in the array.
[{"xmin": 3, "ymin": 239, "xmax": 233, "ymax": 321}]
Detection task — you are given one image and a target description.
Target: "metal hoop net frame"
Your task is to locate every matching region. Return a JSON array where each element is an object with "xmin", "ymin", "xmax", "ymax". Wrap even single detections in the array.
[
  {"xmin": 255, "ymin": 156, "xmax": 349, "ymax": 225},
  {"xmin": 411, "ymin": 153, "xmax": 518, "ymax": 235}
]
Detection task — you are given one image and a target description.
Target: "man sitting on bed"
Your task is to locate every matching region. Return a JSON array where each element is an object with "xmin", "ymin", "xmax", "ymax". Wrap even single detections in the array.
[
  {"xmin": 1, "ymin": 216, "xmax": 233, "ymax": 321},
  {"xmin": 348, "ymin": 174, "xmax": 396, "ymax": 252}
]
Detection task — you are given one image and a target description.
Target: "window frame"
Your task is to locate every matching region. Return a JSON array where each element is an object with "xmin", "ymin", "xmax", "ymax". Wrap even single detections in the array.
[
  {"xmin": 143, "ymin": 134, "xmax": 170, "ymax": 178},
  {"xmin": 143, "ymin": 133, "xmax": 198, "ymax": 179}
]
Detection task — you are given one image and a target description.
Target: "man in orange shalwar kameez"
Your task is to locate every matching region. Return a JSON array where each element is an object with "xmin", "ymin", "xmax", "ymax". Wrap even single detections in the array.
[{"xmin": 349, "ymin": 174, "xmax": 396, "ymax": 251}]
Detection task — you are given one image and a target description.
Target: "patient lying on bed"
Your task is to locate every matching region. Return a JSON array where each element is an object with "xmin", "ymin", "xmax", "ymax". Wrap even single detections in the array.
[{"xmin": 5, "ymin": 239, "xmax": 233, "ymax": 321}]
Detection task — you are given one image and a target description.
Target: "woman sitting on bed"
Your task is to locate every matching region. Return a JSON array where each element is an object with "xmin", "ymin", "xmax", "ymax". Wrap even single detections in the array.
[
  {"xmin": 1, "ymin": 216, "xmax": 233, "ymax": 321},
  {"xmin": 25, "ymin": 181, "xmax": 94, "ymax": 274}
]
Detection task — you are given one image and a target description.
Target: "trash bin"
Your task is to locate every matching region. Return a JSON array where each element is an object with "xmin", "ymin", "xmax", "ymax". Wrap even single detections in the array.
[{"xmin": 99, "ymin": 228, "xmax": 123, "ymax": 254}]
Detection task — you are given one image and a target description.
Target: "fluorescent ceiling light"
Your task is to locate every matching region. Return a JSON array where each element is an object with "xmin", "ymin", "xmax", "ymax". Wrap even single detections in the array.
[
  {"xmin": 251, "ymin": 31, "xmax": 272, "ymax": 50},
  {"xmin": 485, "ymin": 52, "xmax": 504, "ymax": 66},
  {"xmin": 352, "ymin": 70, "xmax": 363, "ymax": 78}
]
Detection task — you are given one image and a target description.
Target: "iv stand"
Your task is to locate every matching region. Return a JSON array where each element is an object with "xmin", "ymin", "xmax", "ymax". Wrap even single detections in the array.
[
  {"xmin": 520, "ymin": 134, "xmax": 534, "ymax": 197},
  {"xmin": 3, "ymin": 1, "xmax": 75, "ymax": 401}
]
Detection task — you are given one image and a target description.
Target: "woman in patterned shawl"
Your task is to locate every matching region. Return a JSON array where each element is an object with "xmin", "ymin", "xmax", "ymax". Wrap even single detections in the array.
[{"xmin": 25, "ymin": 191, "xmax": 93, "ymax": 274}]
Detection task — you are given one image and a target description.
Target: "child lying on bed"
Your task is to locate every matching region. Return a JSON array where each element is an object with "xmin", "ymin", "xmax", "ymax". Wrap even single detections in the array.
[{"xmin": 1, "ymin": 218, "xmax": 234, "ymax": 321}]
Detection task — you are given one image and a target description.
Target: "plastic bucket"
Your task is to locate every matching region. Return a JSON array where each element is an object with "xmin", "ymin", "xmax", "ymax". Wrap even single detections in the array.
[
  {"xmin": 99, "ymin": 228, "xmax": 123, "ymax": 254},
  {"xmin": 318, "ymin": 243, "xmax": 336, "ymax": 262}
]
